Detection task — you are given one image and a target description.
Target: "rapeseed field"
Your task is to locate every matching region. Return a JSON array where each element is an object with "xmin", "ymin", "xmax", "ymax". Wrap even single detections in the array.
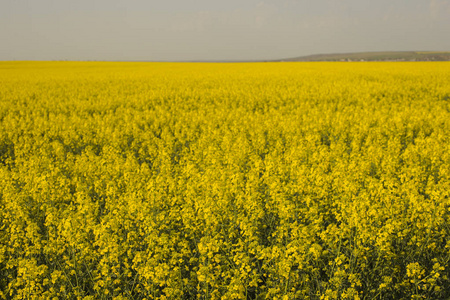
[{"xmin": 1, "ymin": 61, "xmax": 450, "ymax": 299}]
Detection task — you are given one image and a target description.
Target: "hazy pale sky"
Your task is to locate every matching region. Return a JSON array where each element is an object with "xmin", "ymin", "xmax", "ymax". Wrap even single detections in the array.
[{"xmin": 1, "ymin": 0, "xmax": 450, "ymax": 61}]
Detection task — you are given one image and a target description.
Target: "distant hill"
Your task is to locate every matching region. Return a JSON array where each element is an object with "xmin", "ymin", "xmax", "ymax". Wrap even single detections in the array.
[{"xmin": 279, "ymin": 51, "xmax": 450, "ymax": 62}]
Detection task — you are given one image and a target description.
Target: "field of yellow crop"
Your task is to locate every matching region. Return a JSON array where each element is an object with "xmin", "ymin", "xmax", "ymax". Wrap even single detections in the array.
[{"xmin": 1, "ymin": 61, "xmax": 450, "ymax": 299}]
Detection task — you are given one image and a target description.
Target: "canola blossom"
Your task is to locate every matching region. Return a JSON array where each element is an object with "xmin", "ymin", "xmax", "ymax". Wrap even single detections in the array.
[{"xmin": 1, "ymin": 61, "xmax": 450, "ymax": 299}]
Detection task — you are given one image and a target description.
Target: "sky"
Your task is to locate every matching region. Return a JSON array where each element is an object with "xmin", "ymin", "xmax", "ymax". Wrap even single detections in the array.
[{"xmin": 1, "ymin": 0, "xmax": 450, "ymax": 61}]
